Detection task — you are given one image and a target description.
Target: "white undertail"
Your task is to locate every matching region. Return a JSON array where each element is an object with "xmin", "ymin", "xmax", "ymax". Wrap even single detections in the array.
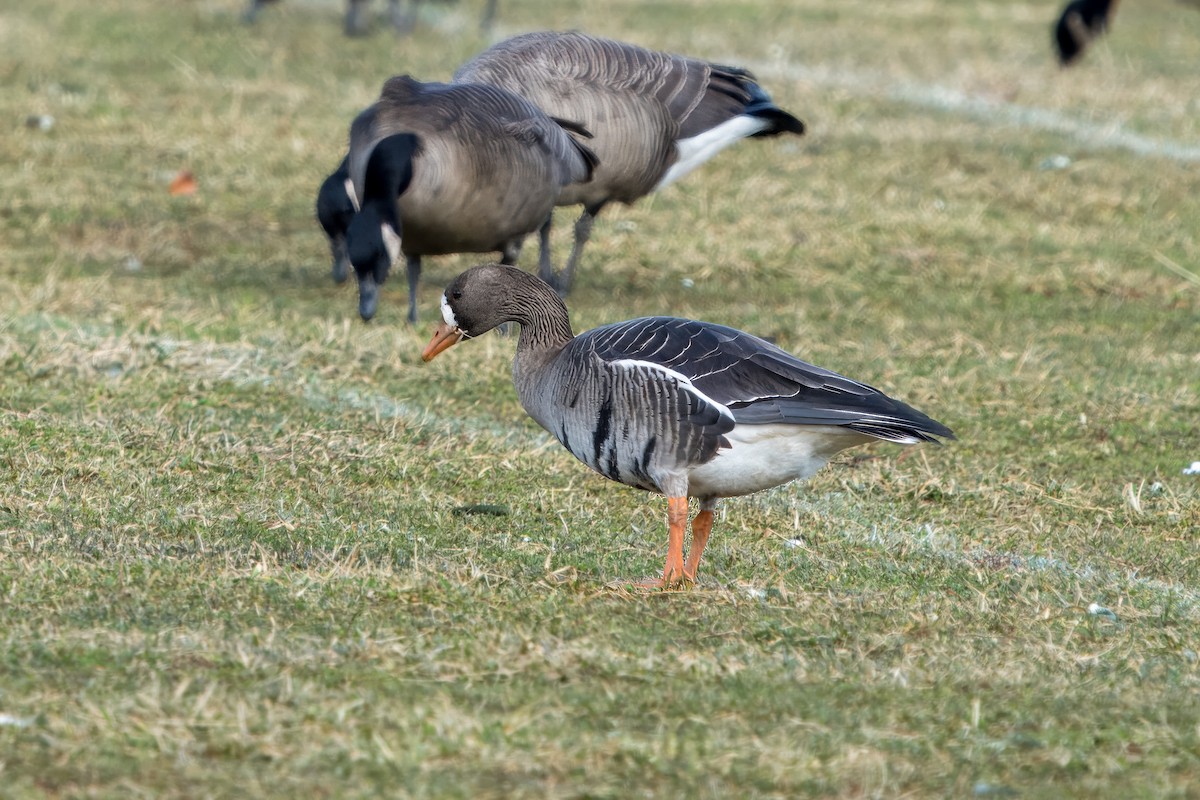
[{"xmin": 655, "ymin": 115, "xmax": 771, "ymax": 191}]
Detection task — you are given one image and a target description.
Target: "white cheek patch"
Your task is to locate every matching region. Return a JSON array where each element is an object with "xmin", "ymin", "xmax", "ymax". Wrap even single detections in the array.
[
  {"xmin": 439, "ymin": 293, "xmax": 459, "ymax": 328},
  {"xmin": 344, "ymin": 177, "xmax": 360, "ymax": 212},
  {"xmin": 380, "ymin": 222, "xmax": 401, "ymax": 265}
]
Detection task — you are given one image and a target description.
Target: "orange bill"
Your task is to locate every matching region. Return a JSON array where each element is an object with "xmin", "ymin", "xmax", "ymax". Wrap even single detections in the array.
[{"xmin": 421, "ymin": 321, "xmax": 464, "ymax": 362}]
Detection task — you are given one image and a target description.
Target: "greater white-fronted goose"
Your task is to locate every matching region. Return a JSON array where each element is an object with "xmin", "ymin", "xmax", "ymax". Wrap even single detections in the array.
[
  {"xmin": 453, "ymin": 31, "xmax": 806, "ymax": 294},
  {"xmin": 344, "ymin": 76, "xmax": 597, "ymax": 322},
  {"xmin": 316, "ymin": 157, "xmax": 355, "ymax": 284},
  {"xmin": 1054, "ymin": 0, "xmax": 1119, "ymax": 65},
  {"xmin": 422, "ymin": 264, "xmax": 955, "ymax": 589}
]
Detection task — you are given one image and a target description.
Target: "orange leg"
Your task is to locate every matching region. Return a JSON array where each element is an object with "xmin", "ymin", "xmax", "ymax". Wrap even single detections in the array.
[
  {"xmin": 636, "ymin": 496, "xmax": 689, "ymax": 590},
  {"xmin": 682, "ymin": 509, "xmax": 715, "ymax": 583}
]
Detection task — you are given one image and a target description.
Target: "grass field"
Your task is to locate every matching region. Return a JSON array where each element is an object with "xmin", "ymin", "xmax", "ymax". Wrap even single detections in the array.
[{"xmin": 2, "ymin": 0, "xmax": 1200, "ymax": 796}]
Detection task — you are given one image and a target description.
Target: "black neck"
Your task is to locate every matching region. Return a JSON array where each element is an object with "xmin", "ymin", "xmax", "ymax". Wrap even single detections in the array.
[{"xmin": 362, "ymin": 133, "xmax": 418, "ymax": 230}]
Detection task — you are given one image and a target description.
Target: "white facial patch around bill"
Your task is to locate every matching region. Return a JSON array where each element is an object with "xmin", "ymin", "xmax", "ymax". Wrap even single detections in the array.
[
  {"xmin": 439, "ymin": 292, "xmax": 459, "ymax": 328},
  {"xmin": 344, "ymin": 177, "xmax": 360, "ymax": 212}
]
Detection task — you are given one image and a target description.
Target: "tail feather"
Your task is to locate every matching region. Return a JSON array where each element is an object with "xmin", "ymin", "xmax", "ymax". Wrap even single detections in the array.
[
  {"xmin": 747, "ymin": 105, "xmax": 806, "ymax": 137},
  {"xmin": 743, "ymin": 83, "xmax": 805, "ymax": 136},
  {"xmin": 848, "ymin": 421, "xmax": 955, "ymax": 445}
]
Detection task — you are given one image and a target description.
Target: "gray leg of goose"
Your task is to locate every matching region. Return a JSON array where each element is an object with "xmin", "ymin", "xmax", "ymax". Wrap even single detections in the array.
[
  {"xmin": 243, "ymin": 0, "xmax": 266, "ymax": 23},
  {"xmin": 479, "ymin": 0, "xmax": 498, "ymax": 31},
  {"xmin": 390, "ymin": 0, "xmax": 418, "ymax": 33},
  {"xmin": 330, "ymin": 236, "xmax": 350, "ymax": 284},
  {"xmin": 345, "ymin": 0, "xmax": 371, "ymax": 36},
  {"xmin": 500, "ymin": 238, "xmax": 523, "ymax": 266},
  {"xmin": 536, "ymin": 215, "xmax": 555, "ymax": 284},
  {"xmin": 556, "ymin": 204, "xmax": 600, "ymax": 296},
  {"xmin": 405, "ymin": 255, "xmax": 421, "ymax": 324}
]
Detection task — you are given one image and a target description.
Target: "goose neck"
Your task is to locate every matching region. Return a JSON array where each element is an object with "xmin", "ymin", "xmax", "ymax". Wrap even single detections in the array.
[{"xmin": 514, "ymin": 296, "xmax": 574, "ymax": 354}]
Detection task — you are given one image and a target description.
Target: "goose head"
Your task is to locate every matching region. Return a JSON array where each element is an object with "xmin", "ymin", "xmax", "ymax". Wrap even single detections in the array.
[
  {"xmin": 346, "ymin": 209, "xmax": 400, "ymax": 321},
  {"xmin": 421, "ymin": 264, "xmax": 570, "ymax": 361},
  {"xmin": 315, "ymin": 161, "xmax": 356, "ymax": 285},
  {"xmin": 345, "ymin": 133, "xmax": 416, "ymax": 321}
]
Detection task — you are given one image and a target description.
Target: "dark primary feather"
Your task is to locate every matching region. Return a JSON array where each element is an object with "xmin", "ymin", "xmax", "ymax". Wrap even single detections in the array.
[
  {"xmin": 742, "ymin": 81, "xmax": 807, "ymax": 137},
  {"xmin": 582, "ymin": 317, "xmax": 954, "ymax": 443}
]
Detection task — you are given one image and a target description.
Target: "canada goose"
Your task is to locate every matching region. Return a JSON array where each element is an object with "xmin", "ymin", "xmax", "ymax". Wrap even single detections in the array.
[
  {"xmin": 1054, "ymin": 0, "xmax": 1119, "ymax": 65},
  {"xmin": 244, "ymin": 0, "xmax": 498, "ymax": 36},
  {"xmin": 422, "ymin": 264, "xmax": 954, "ymax": 588},
  {"xmin": 453, "ymin": 31, "xmax": 806, "ymax": 294},
  {"xmin": 344, "ymin": 76, "xmax": 597, "ymax": 322},
  {"xmin": 316, "ymin": 157, "xmax": 355, "ymax": 284}
]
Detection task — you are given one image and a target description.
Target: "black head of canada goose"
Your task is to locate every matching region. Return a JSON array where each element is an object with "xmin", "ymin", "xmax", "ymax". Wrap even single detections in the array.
[
  {"xmin": 422, "ymin": 264, "xmax": 955, "ymax": 589},
  {"xmin": 1054, "ymin": 0, "xmax": 1119, "ymax": 65},
  {"xmin": 452, "ymin": 30, "xmax": 806, "ymax": 294},
  {"xmin": 342, "ymin": 75, "xmax": 597, "ymax": 322},
  {"xmin": 316, "ymin": 157, "xmax": 355, "ymax": 285}
]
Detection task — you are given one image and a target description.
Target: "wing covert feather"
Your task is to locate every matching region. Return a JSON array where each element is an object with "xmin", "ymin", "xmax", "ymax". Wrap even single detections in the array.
[{"xmin": 580, "ymin": 317, "xmax": 952, "ymax": 441}]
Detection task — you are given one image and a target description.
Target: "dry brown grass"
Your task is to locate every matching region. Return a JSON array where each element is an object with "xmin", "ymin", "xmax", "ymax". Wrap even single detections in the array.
[{"xmin": 1, "ymin": 0, "xmax": 1199, "ymax": 797}]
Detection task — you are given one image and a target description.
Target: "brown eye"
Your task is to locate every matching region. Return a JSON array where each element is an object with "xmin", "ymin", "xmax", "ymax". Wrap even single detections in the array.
[{"xmin": 451, "ymin": 289, "xmax": 463, "ymax": 300}]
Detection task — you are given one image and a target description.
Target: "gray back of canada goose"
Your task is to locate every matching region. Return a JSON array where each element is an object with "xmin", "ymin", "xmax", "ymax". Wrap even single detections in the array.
[
  {"xmin": 453, "ymin": 31, "xmax": 806, "ymax": 293},
  {"xmin": 422, "ymin": 264, "xmax": 954, "ymax": 589},
  {"xmin": 344, "ymin": 75, "xmax": 597, "ymax": 322}
]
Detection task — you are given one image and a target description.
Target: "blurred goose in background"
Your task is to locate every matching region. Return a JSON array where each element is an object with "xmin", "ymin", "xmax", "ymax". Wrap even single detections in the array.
[
  {"xmin": 245, "ymin": 0, "xmax": 498, "ymax": 37},
  {"xmin": 316, "ymin": 157, "xmax": 355, "ymax": 284},
  {"xmin": 453, "ymin": 31, "xmax": 806, "ymax": 294},
  {"xmin": 422, "ymin": 264, "xmax": 954, "ymax": 589},
  {"xmin": 1054, "ymin": 0, "xmax": 1119, "ymax": 65},
  {"xmin": 344, "ymin": 76, "xmax": 597, "ymax": 322}
]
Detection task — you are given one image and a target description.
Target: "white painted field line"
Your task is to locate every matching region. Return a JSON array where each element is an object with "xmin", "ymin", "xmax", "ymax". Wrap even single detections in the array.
[
  {"xmin": 206, "ymin": 349, "xmax": 1200, "ymax": 618},
  {"xmin": 321, "ymin": 384, "xmax": 546, "ymax": 445},
  {"xmin": 258, "ymin": 348, "xmax": 1200, "ymax": 618},
  {"xmin": 28, "ymin": 318, "xmax": 1194, "ymax": 614},
  {"xmin": 746, "ymin": 59, "xmax": 1200, "ymax": 163},
  {"xmin": 780, "ymin": 492, "xmax": 1200, "ymax": 620},
  {"xmin": 0, "ymin": 713, "xmax": 34, "ymax": 728}
]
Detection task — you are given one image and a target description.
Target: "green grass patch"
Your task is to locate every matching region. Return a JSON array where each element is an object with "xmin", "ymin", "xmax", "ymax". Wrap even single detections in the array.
[{"xmin": 2, "ymin": 0, "xmax": 1199, "ymax": 796}]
